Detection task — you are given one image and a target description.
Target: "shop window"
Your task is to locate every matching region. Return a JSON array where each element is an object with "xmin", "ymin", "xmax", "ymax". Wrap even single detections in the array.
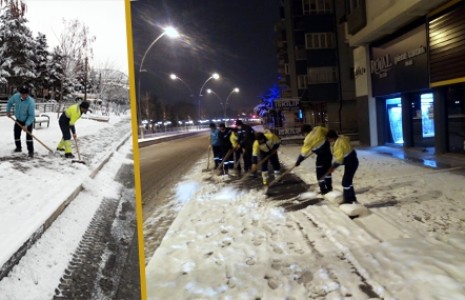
[
  {"xmin": 447, "ymin": 86, "xmax": 465, "ymax": 153},
  {"xmin": 420, "ymin": 93, "xmax": 434, "ymax": 138},
  {"xmin": 386, "ymin": 98, "xmax": 403, "ymax": 144}
]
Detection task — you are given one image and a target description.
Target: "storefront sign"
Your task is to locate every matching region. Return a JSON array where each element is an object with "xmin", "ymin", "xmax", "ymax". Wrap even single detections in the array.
[
  {"xmin": 370, "ymin": 25, "xmax": 428, "ymax": 97},
  {"xmin": 274, "ymin": 98, "xmax": 300, "ymax": 108}
]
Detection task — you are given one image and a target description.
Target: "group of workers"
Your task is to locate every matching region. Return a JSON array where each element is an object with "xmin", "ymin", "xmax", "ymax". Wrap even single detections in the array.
[
  {"xmin": 6, "ymin": 84, "xmax": 90, "ymax": 158},
  {"xmin": 209, "ymin": 120, "xmax": 359, "ymax": 204}
]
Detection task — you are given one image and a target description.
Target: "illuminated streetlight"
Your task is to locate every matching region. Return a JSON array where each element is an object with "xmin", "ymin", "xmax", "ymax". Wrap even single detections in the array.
[
  {"xmin": 206, "ymin": 87, "xmax": 239, "ymax": 119},
  {"xmin": 224, "ymin": 87, "xmax": 239, "ymax": 118},
  {"xmin": 170, "ymin": 73, "xmax": 194, "ymax": 97},
  {"xmin": 198, "ymin": 73, "xmax": 220, "ymax": 123},
  {"xmin": 137, "ymin": 26, "xmax": 180, "ymax": 139}
]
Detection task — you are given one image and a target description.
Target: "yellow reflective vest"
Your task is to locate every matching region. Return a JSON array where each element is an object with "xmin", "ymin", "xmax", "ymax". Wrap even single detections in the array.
[
  {"xmin": 332, "ymin": 135, "xmax": 353, "ymax": 165},
  {"xmin": 300, "ymin": 126, "xmax": 328, "ymax": 156},
  {"xmin": 252, "ymin": 132, "xmax": 281, "ymax": 157},
  {"xmin": 65, "ymin": 103, "xmax": 83, "ymax": 126}
]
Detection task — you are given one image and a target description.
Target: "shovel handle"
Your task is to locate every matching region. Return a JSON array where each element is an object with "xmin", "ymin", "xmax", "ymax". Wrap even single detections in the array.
[{"xmin": 8, "ymin": 116, "xmax": 54, "ymax": 153}]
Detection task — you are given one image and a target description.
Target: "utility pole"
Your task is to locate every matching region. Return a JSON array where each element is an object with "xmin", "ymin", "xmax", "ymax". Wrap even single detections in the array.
[{"xmin": 84, "ymin": 57, "xmax": 88, "ymax": 101}]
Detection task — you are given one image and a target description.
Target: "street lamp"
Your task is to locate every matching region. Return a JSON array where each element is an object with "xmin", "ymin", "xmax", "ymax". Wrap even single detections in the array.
[
  {"xmin": 206, "ymin": 88, "xmax": 225, "ymax": 118},
  {"xmin": 169, "ymin": 73, "xmax": 194, "ymax": 97},
  {"xmin": 198, "ymin": 73, "xmax": 220, "ymax": 124},
  {"xmin": 224, "ymin": 87, "xmax": 239, "ymax": 118},
  {"xmin": 137, "ymin": 26, "xmax": 180, "ymax": 139}
]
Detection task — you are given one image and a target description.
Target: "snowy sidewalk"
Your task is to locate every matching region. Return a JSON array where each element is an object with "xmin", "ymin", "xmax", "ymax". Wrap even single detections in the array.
[
  {"xmin": 0, "ymin": 114, "xmax": 132, "ymax": 280},
  {"xmin": 144, "ymin": 141, "xmax": 465, "ymax": 299}
]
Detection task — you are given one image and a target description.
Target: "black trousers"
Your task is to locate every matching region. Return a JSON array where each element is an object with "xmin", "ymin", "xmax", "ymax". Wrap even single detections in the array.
[
  {"xmin": 59, "ymin": 113, "xmax": 72, "ymax": 140},
  {"xmin": 341, "ymin": 150, "xmax": 359, "ymax": 202},
  {"xmin": 259, "ymin": 151, "xmax": 280, "ymax": 172},
  {"xmin": 14, "ymin": 120, "xmax": 33, "ymax": 154},
  {"xmin": 220, "ymin": 146, "xmax": 234, "ymax": 171},
  {"xmin": 242, "ymin": 145, "xmax": 253, "ymax": 172},
  {"xmin": 315, "ymin": 141, "xmax": 333, "ymax": 193},
  {"xmin": 212, "ymin": 145, "xmax": 222, "ymax": 168}
]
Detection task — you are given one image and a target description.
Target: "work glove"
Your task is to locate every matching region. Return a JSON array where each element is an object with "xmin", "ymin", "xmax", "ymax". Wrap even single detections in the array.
[
  {"xmin": 272, "ymin": 144, "xmax": 280, "ymax": 151},
  {"xmin": 295, "ymin": 155, "xmax": 305, "ymax": 167},
  {"xmin": 73, "ymin": 133, "xmax": 77, "ymax": 139}
]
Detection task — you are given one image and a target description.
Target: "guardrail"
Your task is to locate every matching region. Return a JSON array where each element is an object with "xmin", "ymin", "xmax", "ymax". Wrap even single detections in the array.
[{"xmin": 0, "ymin": 101, "xmax": 60, "ymax": 115}]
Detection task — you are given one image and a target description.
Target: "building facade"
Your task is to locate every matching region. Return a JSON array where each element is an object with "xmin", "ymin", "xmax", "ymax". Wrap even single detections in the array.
[{"xmin": 346, "ymin": 0, "xmax": 465, "ymax": 155}]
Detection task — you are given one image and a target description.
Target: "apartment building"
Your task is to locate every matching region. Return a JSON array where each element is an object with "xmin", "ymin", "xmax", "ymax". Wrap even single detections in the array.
[{"xmin": 276, "ymin": 0, "xmax": 357, "ymax": 134}]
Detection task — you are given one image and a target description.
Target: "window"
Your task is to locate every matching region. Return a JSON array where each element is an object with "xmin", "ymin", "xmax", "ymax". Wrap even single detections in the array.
[
  {"xmin": 295, "ymin": 46, "xmax": 307, "ymax": 60},
  {"xmin": 307, "ymin": 67, "xmax": 338, "ymax": 83},
  {"xmin": 303, "ymin": 0, "xmax": 333, "ymax": 15},
  {"xmin": 298, "ymin": 75, "xmax": 307, "ymax": 89},
  {"xmin": 305, "ymin": 32, "xmax": 335, "ymax": 49}
]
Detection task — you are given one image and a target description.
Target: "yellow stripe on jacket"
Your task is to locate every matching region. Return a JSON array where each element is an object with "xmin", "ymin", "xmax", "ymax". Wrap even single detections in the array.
[{"xmin": 300, "ymin": 126, "xmax": 328, "ymax": 156}]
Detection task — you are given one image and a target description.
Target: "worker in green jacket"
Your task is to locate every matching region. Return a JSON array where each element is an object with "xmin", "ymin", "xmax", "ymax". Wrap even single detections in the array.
[{"xmin": 56, "ymin": 101, "xmax": 90, "ymax": 158}]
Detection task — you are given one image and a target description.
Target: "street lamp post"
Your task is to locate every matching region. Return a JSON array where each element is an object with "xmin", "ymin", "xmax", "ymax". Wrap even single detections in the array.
[
  {"xmin": 224, "ymin": 87, "xmax": 239, "ymax": 119},
  {"xmin": 198, "ymin": 73, "xmax": 220, "ymax": 126},
  {"xmin": 137, "ymin": 26, "xmax": 179, "ymax": 139},
  {"xmin": 170, "ymin": 73, "xmax": 194, "ymax": 97},
  {"xmin": 206, "ymin": 89, "xmax": 225, "ymax": 119}
]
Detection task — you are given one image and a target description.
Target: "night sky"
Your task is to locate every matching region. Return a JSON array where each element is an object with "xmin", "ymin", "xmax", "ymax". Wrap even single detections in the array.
[{"xmin": 130, "ymin": 0, "xmax": 281, "ymax": 119}]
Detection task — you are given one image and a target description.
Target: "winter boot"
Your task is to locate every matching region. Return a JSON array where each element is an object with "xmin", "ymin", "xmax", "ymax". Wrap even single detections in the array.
[
  {"xmin": 28, "ymin": 151, "xmax": 34, "ymax": 158},
  {"xmin": 65, "ymin": 153, "xmax": 75, "ymax": 159},
  {"xmin": 274, "ymin": 170, "xmax": 281, "ymax": 181},
  {"xmin": 14, "ymin": 139, "xmax": 22, "ymax": 152},
  {"xmin": 261, "ymin": 171, "xmax": 269, "ymax": 185}
]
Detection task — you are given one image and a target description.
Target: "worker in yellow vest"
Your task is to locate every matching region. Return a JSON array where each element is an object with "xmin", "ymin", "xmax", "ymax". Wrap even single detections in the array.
[{"xmin": 56, "ymin": 101, "xmax": 90, "ymax": 158}]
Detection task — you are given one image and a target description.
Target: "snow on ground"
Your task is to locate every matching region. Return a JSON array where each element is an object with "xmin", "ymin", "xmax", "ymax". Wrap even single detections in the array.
[
  {"xmin": 0, "ymin": 112, "xmax": 133, "ymax": 298},
  {"xmin": 145, "ymin": 139, "xmax": 465, "ymax": 299}
]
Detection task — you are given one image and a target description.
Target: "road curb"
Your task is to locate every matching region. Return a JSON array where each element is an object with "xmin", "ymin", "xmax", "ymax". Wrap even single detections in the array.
[
  {"xmin": 0, "ymin": 132, "xmax": 132, "ymax": 281},
  {"xmin": 138, "ymin": 131, "xmax": 205, "ymax": 148}
]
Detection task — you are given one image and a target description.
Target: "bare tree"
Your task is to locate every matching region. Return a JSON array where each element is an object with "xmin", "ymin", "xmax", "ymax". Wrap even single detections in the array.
[
  {"xmin": 53, "ymin": 19, "xmax": 95, "ymax": 115},
  {"xmin": 0, "ymin": 0, "xmax": 26, "ymax": 18}
]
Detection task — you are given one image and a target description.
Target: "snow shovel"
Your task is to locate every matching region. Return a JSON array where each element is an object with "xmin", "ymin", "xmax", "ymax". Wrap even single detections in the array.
[
  {"xmin": 265, "ymin": 165, "xmax": 296, "ymax": 192},
  {"xmin": 215, "ymin": 148, "xmax": 234, "ymax": 173},
  {"xmin": 72, "ymin": 136, "xmax": 86, "ymax": 165},
  {"xmin": 202, "ymin": 145, "xmax": 212, "ymax": 172},
  {"xmin": 265, "ymin": 153, "xmax": 313, "ymax": 193},
  {"xmin": 238, "ymin": 148, "xmax": 278, "ymax": 183},
  {"xmin": 9, "ymin": 116, "xmax": 56, "ymax": 156}
]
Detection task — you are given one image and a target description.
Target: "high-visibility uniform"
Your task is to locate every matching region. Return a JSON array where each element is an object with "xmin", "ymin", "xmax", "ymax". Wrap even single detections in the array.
[
  {"xmin": 57, "ymin": 103, "xmax": 84, "ymax": 154},
  {"xmin": 252, "ymin": 132, "xmax": 281, "ymax": 184},
  {"xmin": 331, "ymin": 135, "xmax": 359, "ymax": 203},
  {"xmin": 300, "ymin": 126, "xmax": 332, "ymax": 194}
]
